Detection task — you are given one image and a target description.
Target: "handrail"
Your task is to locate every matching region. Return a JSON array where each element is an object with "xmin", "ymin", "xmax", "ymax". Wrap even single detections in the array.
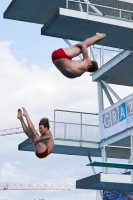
[
  {"xmin": 54, "ymin": 121, "xmax": 99, "ymax": 127},
  {"xmin": 54, "ymin": 109, "xmax": 99, "ymax": 142},
  {"xmin": 67, "ymin": 0, "xmax": 133, "ymax": 20},
  {"xmin": 91, "ymin": 3, "xmax": 133, "ymax": 14},
  {"xmin": 54, "ymin": 109, "xmax": 98, "ymax": 115}
]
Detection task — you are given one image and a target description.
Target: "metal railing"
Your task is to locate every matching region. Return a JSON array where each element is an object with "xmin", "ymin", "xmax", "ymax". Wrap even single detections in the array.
[
  {"xmin": 0, "ymin": 110, "xmax": 100, "ymax": 143},
  {"xmin": 54, "ymin": 109, "xmax": 100, "ymax": 142},
  {"xmin": 90, "ymin": 46, "xmax": 121, "ymax": 67},
  {"xmin": 92, "ymin": 3, "xmax": 133, "ymax": 19},
  {"xmin": 66, "ymin": 0, "xmax": 133, "ymax": 21}
]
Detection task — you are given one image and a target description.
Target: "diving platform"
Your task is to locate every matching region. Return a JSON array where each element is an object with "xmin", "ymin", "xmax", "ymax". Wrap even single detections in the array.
[
  {"xmin": 92, "ymin": 50, "xmax": 133, "ymax": 87},
  {"xmin": 41, "ymin": 8, "xmax": 133, "ymax": 51},
  {"xmin": 100, "ymin": 125, "xmax": 133, "ymax": 148},
  {"xmin": 18, "ymin": 109, "xmax": 131, "ymax": 158},
  {"xmin": 18, "ymin": 138, "xmax": 101, "ymax": 157},
  {"xmin": 76, "ymin": 173, "xmax": 133, "ymax": 191},
  {"xmin": 3, "ymin": 0, "xmax": 66, "ymax": 24},
  {"xmin": 18, "ymin": 127, "xmax": 131, "ymax": 159},
  {"xmin": 87, "ymin": 161, "xmax": 133, "ymax": 169},
  {"xmin": 4, "ymin": 1, "xmax": 133, "ymax": 50}
]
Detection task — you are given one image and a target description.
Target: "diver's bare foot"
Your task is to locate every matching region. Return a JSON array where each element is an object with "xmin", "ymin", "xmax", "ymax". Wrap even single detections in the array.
[
  {"xmin": 96, "ymin": 32, "xmax": 106, "ymax": 40},
  {"xmin": 17, "ymin": 109, "xmax": 23, "ymax": 120},
  {"xmin": 22, "ymin": 107, "xmax": 28, "ymax": 117}
]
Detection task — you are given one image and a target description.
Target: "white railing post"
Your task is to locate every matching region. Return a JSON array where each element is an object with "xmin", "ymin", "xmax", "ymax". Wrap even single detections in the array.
[
  {"xmin": 54, "ymin": 110, "xmax": 55, "ymax": 139},
  {"xmin": 100, "ymin": 46, "xmax": 104, "ymax": 67},
  {"xmin": 101, "ymin": 46, "xmax": 104, "ymax": 66},
  {"xmin": 80, "ymin": 113, "xmax": 82, "ymax": 146},
  {"xmin": 66, "ymin": 0, "xmax": 68, "ymax": 9},
  {"xmin": 90, "ymin": 46, "xmax": 97, "ymax": 62},
  {"xmin": 64, "ymin": 123, "xmax": 66, "ymax": 139},
  {"xmin": 120, "ymin": 9, "xmax": 121, "ymax": 18},
  {"xmin": 101, "ymin": 144, "xmax": 107, "ymax": 174},
  {"xmin": 87, "ymin": 0, "xmax": 89, "ymax": 14},
  {"xmin": 78, "ymin": 0, "xmax": 83, "ymax": 12},
  {"xmin": 104, "ymin": 145, "xmax": 108, "ymax": 173}
]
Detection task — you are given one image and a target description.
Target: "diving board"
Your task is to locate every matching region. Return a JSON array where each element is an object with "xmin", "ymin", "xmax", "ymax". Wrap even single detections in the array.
[
  {"xmin": 92, "ymin": 50, "xmax": 133, "ymax": 86},
  {"xmin": 4, "ymin": 0, "xmax": 133, "ymax": 50},
  {"xmin": 86, "ymin": 161, "xmax": 133, "ymax": 169},
  {"xmin": 41, "ymin": 8, "xmax": 133, "ymax": 50},
  {"xmin": 18, "ymin": 138, "xmax": 101, "ymax": 157},
  {"xmin": 18, "ymin": 126, "xmax": 132, "ymax": 158},
  {"xmin": 76, "ymin": 173, "xmax": 133, "ymax": 191},
  {"xmin": 3, "ymin": 0, "xmax": 66, "ymax": 24}
]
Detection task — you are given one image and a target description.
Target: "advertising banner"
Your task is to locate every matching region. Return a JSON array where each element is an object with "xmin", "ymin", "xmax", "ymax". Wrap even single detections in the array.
[{"xmin": 99, "ymin": 93, "xmax": 133, "ymax": 140}]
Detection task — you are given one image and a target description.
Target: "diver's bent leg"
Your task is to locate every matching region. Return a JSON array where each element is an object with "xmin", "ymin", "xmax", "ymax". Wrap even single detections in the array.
[
  {"xmin": 22, "ymin": 107, "xmax": 39, "ymax": 140},
  {"xmin": 32, "ymin": 141, "xmax": 47, "ymax": 154},
  {"xmin": 19, "ymin": 118, "xmax": 34, "ymax": 143},
  {"xmin": 63, "ymin": 46, "xmax": 82, "ymax": 58},
  {"xmin": 63, "ymin": 33, "xmax": 106, "ymax": 58},
  {"xmin": 20, "ymin": 118, "xmax": 31, "ymax": 137},
  {"xmin": 17, "ymin": 109, "xmax": 31, "ymax": 137},
  {"xmin": 31, "ymin": 143, "xmax": 37, "ymax": 153},
  {"xmin": 36, "ymin": 142, "xmax": 47, "ymax": 154}
]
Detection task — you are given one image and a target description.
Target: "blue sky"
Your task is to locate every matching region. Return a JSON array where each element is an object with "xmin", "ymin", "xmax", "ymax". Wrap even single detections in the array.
[{"xmin": 1, "ymin": 1, "xmax": 133, "ymax": 200}]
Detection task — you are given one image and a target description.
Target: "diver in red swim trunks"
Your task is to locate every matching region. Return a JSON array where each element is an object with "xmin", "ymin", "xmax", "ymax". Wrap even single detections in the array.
[
  {"xmin": 52, "ymin": 33, "xmax": 106, "ymax": 78},
  {"xmin": 17, "ymin": 107, "xmax": 54, "ymax": 159}
]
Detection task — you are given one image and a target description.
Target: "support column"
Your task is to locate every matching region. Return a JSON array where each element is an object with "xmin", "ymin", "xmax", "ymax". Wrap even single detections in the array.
[
  {"xmin": 88, "ymin": 155, "xmax": 103, "ymax": 198},
  {"xmin": 131, "ymin": 134, "xmax": 133, "ymax": 182},
  {"xmin": 97, "ymin": 81, "xmax": 104, "ymax": 112},
  {"xmin": 88, "ymin": 155, "xmax": 96, "ymax": 174},
  {"xmin": 102, "ymin": 85, "xmax": 114, "ymax": 105},
  {"xmin": 97, "ymin": 80, "xmax": 104, "ymax": 178},
  {"xmin": 102, "ymin": 145, "xmax": 108, "ymax": 174},
  {"xmin": 101, "ymin": 80, "xmax": 121, "ymax": 101}
]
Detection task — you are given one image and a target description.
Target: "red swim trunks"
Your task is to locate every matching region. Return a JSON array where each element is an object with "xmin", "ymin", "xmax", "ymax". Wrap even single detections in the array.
[
  {"xmin": 35, "ymin": 148, "xmax": 48, "ymax": 159},
  {"xmin": 52, "ymin": 48, "xmax": 70, "ymax": 62}
]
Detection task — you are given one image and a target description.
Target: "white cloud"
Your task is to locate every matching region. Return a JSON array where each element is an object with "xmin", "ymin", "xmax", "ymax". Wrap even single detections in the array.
[
  {"xmin": 0, "ymin": 41, "xmax": 99, "ymax": 129},
  {"xmin": 0, "ymin": 161, "xmax": 30, "ymax": 183}
]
